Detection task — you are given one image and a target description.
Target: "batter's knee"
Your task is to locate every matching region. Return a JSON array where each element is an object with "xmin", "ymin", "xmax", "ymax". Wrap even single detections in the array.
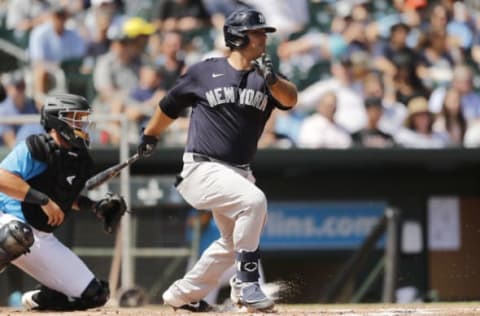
[
  {"xmin": 0, "ymin": 220, "xmax": 34, "ymax": 271},
  {"xmin": 243, "ymin": 189, "xmax": 267, "ymax": 216},
  {"xmin": 80, "ymin": 278, "xmax": 109, "ymax": 309}
]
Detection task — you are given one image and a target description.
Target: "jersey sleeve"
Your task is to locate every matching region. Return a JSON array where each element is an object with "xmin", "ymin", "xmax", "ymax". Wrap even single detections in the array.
[
  {"xmin": 159, "ymin": 67, "xmax": 199, "ymax": 119},
  {"xmin": 0, "ymin": 141, "xmax": 47, "ymax": 180}
]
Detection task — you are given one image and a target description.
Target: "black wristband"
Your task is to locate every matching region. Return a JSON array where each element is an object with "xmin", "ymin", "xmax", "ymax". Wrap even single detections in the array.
[
  {"xmin": 77, "ymin": 195, "xmax": 95, "ymax": 212},
  {"xmin": 24, "ymin": 188, "xmax": 49, "ymax": 205},
  {"xmin": 266, "ymin": 72, "xmax": 278, "ymax": 85},
  {"xmin": 141, "ymin": 133, "xmax": 158, "ymax": 145}
]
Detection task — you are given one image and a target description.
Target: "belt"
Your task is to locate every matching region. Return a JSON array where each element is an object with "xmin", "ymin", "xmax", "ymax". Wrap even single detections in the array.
[{"xmin": 187, "ymin": 153, "xmax": 250, "ymax": 171}]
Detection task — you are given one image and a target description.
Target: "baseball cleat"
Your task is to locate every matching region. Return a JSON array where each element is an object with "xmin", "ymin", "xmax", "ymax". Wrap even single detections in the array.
[
  {"xmin": 230, "ymin": 277, "xmax": 275, "ymax": 312},
  {"xmin": 21, "ymin": 290, "xmax": 40, "ymax": 310},
  {"xmin": 174, "ymin": 300, "xmax": 214, "ymax": 312},
  {"xmin": 163, "ymin": 287, "xmax": 214, "ymax": 312}
]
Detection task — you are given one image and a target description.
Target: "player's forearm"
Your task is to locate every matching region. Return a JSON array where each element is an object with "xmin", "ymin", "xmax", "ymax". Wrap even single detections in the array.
[
  {"xmin": 143, "ymin": 106, "xmax": 175, "ymax": 137},
  {"xmin": 269, "ymin": 78, "xmax": 298, "ymax": 108},
  {"xmin": 0, "ymin": 168, "xmax": 34, "ymax": 201}
]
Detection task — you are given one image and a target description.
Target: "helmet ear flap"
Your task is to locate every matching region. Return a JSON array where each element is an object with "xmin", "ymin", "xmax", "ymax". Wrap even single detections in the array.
[{"xmin": 224, "ymin": 26, "xmax": 249, "ymax": 48}]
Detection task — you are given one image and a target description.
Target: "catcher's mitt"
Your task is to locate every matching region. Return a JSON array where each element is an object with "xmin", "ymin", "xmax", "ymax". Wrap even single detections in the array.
[{"xmin": 94, "ymin": 192, "xmax": 127, "ymax": 234}]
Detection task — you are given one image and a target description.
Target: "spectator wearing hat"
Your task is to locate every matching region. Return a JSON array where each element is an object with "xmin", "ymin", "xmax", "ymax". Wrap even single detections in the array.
[
  {"xmin": 297, "ymin": 91, "xmax": 352, "ymax": 149},
  {"xmin": 28, "ymin": 4, "xmax": 87, "ymax": 104},
  {"xmin": 351, "ymin": 97, "xmax": 396, "ymax": 148},
  {"xmin": 394, "ymin": 96, "xmax": 451, "ymax": 148},
  {"xmin": 122, "ymin": 16, "xmax": 156, "ymax": 59},
  {"xmin": 0, "ymin": 70, "xmax": 43, "ymax": 148}
]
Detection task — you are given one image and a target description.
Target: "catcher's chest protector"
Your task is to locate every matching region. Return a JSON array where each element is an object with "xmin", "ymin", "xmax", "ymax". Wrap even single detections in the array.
[{"xmin": 22, "ymin": 134, "xmax": 94, "ymax": 232}]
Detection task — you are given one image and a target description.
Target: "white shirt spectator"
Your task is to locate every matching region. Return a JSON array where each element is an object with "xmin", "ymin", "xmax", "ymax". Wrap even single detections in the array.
[
  {"xmin": 464, "ymin": 120, "xmax": 480, "ymax": 147},
  {"xmin": 298, "ymin": 78, "xmax": 366, "ymax": 132},
  {"xmin": 394, "ymin": 128, "xmax": 450, "ymax": 148},
  {"xmin": 297, "ymin": 114, "xmax": 352, "ymax": 149}
]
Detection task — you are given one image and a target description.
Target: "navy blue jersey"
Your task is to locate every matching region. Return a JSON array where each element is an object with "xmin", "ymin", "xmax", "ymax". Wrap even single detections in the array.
[{"xmin": 160, "ymin": 57, "xmax": 289, "ymax": 165}]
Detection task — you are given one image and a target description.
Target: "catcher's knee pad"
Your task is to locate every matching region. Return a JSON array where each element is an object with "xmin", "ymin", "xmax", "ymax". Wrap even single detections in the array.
[
  {"xmin": 79, "ymin": 278, "xmax": 109, "ymax": 309},
  {"xmin": 0, "ymin": 220, "xmax": 34, "ymax": 271}
]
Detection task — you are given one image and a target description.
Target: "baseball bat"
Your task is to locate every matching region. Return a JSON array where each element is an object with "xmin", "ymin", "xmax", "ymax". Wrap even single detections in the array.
[
  {"xmin": 109, "ymin": 227, "xmax": 122, "ymax": 302},
  {"xmin": 85, "ymin": 153, "xmax": 140, "ymax": 190}
]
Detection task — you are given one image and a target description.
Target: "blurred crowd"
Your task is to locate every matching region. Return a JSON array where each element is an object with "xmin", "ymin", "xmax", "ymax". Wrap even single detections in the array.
[{"xmin": 1, "ymin": 0, "xmax": 480, "ymax": 149}]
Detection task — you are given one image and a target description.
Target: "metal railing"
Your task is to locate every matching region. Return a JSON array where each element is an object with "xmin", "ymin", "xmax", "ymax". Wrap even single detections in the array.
[
  {"xmin": 0, "ymin": 37, "xmax": 28, "ymax": 63},
  {"xmin": 320, "ymin": 207, "xmax": 400, "ymax": 303}
]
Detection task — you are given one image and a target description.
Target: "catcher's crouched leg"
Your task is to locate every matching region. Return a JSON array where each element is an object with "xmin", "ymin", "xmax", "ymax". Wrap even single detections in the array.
[
  {"xmin": 79, "ymin": 278, "xmax": 110, "ymax": 309},
  {"xmin": 27, "ymin": 278, "xmax": 109, "ymax": 311},
  {"xmin": 0, "ymin": 220, "xmax": 34, "ymax": 271}
]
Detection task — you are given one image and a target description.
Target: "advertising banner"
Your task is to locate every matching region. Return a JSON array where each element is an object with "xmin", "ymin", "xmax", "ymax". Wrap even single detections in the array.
[{"xmin": 262, "ymin": 202, "xmax": 386, "ymax": 250}]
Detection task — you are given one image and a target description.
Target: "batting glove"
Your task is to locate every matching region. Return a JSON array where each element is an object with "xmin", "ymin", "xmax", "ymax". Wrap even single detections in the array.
[
  {"xmin": 252, "ymin": 53, "xmax": 278, "ymax": 85},
  {"xmin": 138, "ymin": 133, "xmax": 158, "ymax": 158}
]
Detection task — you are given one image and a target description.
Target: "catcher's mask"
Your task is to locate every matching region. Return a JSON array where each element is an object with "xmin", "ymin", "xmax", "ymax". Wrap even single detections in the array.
[{"xmin": 41, "ymin": 93, "xmax": 93, "ymax": 149}]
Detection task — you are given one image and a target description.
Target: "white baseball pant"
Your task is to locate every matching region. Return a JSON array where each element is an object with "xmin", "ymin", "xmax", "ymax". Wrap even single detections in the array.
[
  {"xmin": 164, "ymin": 153, "xmax": 268, "ymax": 304},
  {"xmin": 0, "ymin": 212, "xmax": 94, "ymax": 297}
]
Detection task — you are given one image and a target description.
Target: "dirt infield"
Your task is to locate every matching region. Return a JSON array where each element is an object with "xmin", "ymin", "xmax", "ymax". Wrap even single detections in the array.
[{"xmin": 2, "ymin": 303, "xmax": 480, "ymax": 316}]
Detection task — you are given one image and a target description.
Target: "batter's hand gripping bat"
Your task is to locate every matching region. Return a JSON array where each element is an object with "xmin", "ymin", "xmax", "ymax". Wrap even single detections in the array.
[{"xmin": 85, "ymin": 153, "xmax": 140, "ymax": 190}]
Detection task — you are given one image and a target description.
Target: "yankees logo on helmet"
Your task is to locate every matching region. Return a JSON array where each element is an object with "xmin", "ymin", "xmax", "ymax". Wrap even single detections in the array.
[{"xmin": 223, "ymin": 9, "xmax": 276, "ymax": 48}]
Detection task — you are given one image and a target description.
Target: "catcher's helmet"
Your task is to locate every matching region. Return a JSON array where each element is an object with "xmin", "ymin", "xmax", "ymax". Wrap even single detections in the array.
[
  {"xmin": 223, "ymin": 9, "xmax": 276, "ymax": 49},
  {"xmin": 41, "ymin": 93, "xmax": 92, "ymax": 148}
]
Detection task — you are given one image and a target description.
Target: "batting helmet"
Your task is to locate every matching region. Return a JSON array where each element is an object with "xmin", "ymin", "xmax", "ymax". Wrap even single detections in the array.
[
  {"xmin": 223, "ymin": 9, "xmax": 276, "ymax": 49},
  {"xmin": 41, "ymin": 93, "xmax": 92, "ymax": 148}
]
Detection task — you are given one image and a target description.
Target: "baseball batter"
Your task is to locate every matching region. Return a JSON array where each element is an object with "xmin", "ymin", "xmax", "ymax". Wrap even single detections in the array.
[
  {"xmin": 0, "ymin": 93, "xmax": 126, "ymax": 311},
  {"xmin": 137, "ymin": 9, "xmax": 298, "ymax": 312}
]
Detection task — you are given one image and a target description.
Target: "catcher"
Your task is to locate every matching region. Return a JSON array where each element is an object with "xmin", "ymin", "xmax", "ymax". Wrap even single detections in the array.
[{"xmin": 0, "ymin": 93, "xmax": 126, "ymax": 311}]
